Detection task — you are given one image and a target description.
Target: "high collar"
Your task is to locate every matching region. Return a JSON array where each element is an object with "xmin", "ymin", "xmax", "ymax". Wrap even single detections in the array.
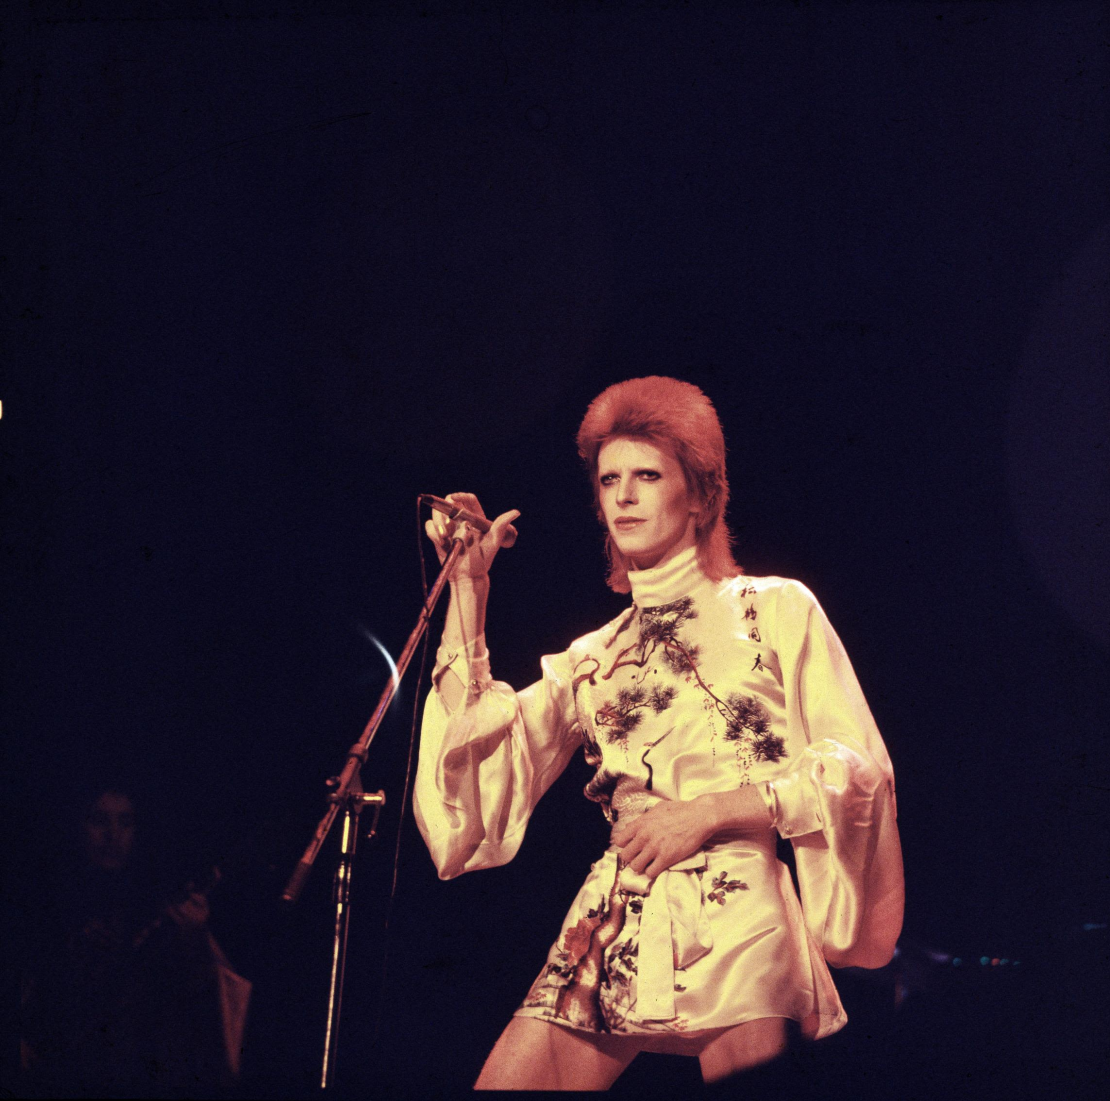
[{"xmin": 627, "ymin": 544, "xmax": 707, "ymax": 608}]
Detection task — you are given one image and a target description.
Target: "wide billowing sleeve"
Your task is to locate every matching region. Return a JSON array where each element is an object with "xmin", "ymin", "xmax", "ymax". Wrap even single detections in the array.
[
  {"xmin": 766, "ymin": 580, "xmax": 905, "ymax": 969},
  {"xmin": 413, "ymin": 634, "xmax": 581, "ymax": 880}
]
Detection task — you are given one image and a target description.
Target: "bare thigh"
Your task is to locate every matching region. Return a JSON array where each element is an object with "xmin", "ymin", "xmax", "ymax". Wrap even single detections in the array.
[
  {"xmin": 474, "ymin": 1016, "xmax": 642, "ymax": 1091},
  {"xmin": 697, "ymin": 1016, "xmax": 788, "ymax": 1084}
]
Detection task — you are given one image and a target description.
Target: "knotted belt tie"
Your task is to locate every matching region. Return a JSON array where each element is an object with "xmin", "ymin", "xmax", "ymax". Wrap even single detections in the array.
[{"xmin": 617, "ymin": 852, "xmax": 714, "ymax": 1022}]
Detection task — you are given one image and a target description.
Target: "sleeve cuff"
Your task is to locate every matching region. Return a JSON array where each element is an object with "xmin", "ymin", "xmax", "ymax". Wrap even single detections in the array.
[
  {"xmin": 765, "ymin": 769, "xmax": 825, "ymax": 838},
  {"xmin": 433, "ymin": 634, "xmax": 493, "ymax": 698}
]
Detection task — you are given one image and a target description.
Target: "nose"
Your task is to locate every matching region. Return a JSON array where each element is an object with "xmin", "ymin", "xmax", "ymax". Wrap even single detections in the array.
[{"xmin": 617, "ymin": 474, "xmax": 638, "ymax": 506}]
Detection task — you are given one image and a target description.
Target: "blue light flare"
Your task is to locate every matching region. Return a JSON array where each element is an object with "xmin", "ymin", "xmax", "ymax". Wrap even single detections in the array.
[{"xmin": 360, "ymin": 628, "xmax": 401, "ymax": 707}]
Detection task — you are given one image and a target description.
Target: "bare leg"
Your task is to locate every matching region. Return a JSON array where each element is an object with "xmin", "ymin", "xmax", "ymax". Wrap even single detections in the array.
[
  {"xmin": 475, "ymin": 1016, "xmax": 642, "ymax": 1091},
  {"xmin": 697, "ymin": 1017, "xmax": 788, "ymax": 1084}
]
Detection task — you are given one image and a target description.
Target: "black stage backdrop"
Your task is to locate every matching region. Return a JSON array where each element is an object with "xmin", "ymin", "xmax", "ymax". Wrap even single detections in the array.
[{"xmin": 4, "ymin": 2, "xmax": 1108, "ymax": 1098}]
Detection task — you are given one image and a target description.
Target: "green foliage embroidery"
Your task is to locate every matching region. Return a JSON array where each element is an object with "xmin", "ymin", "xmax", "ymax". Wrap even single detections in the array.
[{"xmin": 706, "ymin": 871, "xmax": 749, "ymax": 905}]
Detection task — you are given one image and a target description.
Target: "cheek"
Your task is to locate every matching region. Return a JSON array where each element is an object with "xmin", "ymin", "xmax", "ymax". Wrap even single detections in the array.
[{"xmin": 663, "ymin": 488, "xmax": 693, "ymax": 526}]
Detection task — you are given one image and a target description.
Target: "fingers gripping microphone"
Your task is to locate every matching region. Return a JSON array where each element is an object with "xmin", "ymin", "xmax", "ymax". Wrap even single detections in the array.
[{"xmin": 420, "ymin": 495, "xmax": 518, "ymax": 547}]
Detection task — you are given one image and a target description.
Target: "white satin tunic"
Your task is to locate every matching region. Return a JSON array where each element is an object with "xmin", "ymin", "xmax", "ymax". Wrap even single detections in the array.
[{"xmin": 414, "ymin": 546, "xmax": 903, "ymax": 1047}]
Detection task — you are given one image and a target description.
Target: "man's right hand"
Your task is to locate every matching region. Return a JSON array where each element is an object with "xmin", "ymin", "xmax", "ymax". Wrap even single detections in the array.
[{"xmin": 425, "ymin": 492, "xmax": 520, "ymax": 582}]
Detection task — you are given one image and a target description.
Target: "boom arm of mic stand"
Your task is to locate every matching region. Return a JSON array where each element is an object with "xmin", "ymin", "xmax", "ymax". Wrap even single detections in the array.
[{"xmin": 282, "ymin": 537, "xmax": 466, "ymax": 904}]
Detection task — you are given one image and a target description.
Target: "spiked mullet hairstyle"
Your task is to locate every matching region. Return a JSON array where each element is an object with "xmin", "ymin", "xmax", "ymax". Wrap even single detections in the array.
[{"xmin": 576, "ymin": 376, "xmax": 741, "ymax": 593}]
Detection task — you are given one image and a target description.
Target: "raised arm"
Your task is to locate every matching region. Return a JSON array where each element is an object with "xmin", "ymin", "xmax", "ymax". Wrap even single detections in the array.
[
  {"xmin": 416, "ymin": 493, "xmax": 580, "ymax": 879},
  {"xmin": 425, "ymin": 492, "xmax": 520, "ymax": 710}
]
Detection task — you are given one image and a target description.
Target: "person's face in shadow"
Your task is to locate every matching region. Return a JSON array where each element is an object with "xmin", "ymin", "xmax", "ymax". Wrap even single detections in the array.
[{"xmin": 83, "ymin": 790, "xmax": 135, "ymax": 871}]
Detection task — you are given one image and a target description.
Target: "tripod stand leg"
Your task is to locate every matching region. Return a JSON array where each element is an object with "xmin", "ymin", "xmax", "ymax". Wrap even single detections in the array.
[{"xmin": 321, "ymin": 799, "xmax": 360, "ymax": 1089}]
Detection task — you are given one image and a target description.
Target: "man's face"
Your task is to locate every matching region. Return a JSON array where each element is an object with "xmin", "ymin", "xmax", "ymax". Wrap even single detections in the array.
[
  {"xmin": 597, "ymin": 436, "xmax": 699, "ymax": 571},
  {"xmin": 83, "ymin": 791, "xmax": 135, "ymax": 871}
]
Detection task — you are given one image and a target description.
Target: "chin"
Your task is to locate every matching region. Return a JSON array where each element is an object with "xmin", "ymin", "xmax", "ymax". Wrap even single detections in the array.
[
  {"xmin": 610, "ymin": 534, "xmax": 653, "ymax": 560},
  {"xmin": 616, "ymin": 542, "xmax": 673, "ymax": 570}
]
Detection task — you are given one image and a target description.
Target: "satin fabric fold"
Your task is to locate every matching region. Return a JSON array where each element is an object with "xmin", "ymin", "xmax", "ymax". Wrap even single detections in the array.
[
  {"xmin": 414, "ymin": 548, "xmax": 902, "ymax": 1045},
  {"xmin": 516, "ymin": 839, "xmax": 846, "ymax": 1040},
  {"xmin": 624, "ymin": 850, "xmax": 713, "ymax": 1022}
]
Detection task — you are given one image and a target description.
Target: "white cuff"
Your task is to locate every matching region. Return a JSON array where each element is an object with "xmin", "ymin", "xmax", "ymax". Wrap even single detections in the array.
[
  {"xmin": 434, "ymin": 634, "xmax": 492, "ymax": 698},
  {"xmin": 765, "ymin": 770, "xmax": 824, "ymax": 838}
]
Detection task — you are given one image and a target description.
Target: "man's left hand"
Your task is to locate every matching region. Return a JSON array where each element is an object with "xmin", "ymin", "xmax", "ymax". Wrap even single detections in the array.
[{"xmin": 611, "ymin": 797, "xmax": 720, "ymax": 879}]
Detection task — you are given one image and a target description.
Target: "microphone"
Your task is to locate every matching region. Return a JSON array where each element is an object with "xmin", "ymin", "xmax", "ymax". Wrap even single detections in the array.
[{"xmin": 420, "ymin": 495, "xmax": 518, "ymax": 547}]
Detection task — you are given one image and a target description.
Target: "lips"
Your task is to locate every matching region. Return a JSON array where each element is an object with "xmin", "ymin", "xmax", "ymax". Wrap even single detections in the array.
[{"xmin": 614, "ymin": 518, "xmax": 645, "ymax": 529}]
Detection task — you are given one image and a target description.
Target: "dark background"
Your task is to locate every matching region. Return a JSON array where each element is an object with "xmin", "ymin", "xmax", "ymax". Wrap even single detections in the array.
[{"xmin": 4, "ymin": 1, "xmax": 1108, "ymax": 1097}]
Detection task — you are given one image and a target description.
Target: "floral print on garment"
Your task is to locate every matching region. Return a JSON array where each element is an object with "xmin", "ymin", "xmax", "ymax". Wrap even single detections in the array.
[
  {"xmin": 414, "ymin": 547, "xmax": 900, "ymax": 1042},
  {"xmin": 521, "ymin": 858, "xmax": 640, "ymax": 1032},
  {"xmin": 574, "ymin": 593, "xmax": 788, "ymax": 822},
  {"xmin": 522, "ymin": 852, "xmax": 752, "ymax": 1034},
  {"xmin": 519, "ymin": 588, "xmax": 785, "ymax": 1034}
]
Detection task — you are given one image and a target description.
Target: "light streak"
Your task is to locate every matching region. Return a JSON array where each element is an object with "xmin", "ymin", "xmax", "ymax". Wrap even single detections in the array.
[{"xmin": 360, "ymin": 628, "xmax": 401, "ymax": 706}]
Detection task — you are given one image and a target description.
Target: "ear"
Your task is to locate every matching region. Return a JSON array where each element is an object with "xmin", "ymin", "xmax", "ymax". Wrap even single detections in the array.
[{"xmin": 691, "ymin": 492, "xmax": 712, "ymax": 532}]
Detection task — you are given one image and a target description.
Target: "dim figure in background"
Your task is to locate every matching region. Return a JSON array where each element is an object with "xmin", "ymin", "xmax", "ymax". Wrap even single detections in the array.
[
  {"xmin": 415, "ymin": 376, "xmax": 904, "ymax": 1090},
  {"xmin": 21, "ymin": 787, "xmax": 251, "ymax": 1098}
]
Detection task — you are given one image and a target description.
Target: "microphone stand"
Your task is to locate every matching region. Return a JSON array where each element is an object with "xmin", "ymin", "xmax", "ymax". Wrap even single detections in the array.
[{"xmin": 282, "ymin": 535, "xmax": 466, "ymax": 1091}]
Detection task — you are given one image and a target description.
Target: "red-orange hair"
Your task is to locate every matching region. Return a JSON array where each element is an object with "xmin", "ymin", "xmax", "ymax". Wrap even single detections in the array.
[{"xmin": 576, "ymin": 376, "xmax": 741, "ymax": 593}]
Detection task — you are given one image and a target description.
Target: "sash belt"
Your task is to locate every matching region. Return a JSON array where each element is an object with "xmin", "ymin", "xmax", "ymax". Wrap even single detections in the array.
[{"xmin": 618, "ymin": 853, "xmax": 714, "ymax": 1022}]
